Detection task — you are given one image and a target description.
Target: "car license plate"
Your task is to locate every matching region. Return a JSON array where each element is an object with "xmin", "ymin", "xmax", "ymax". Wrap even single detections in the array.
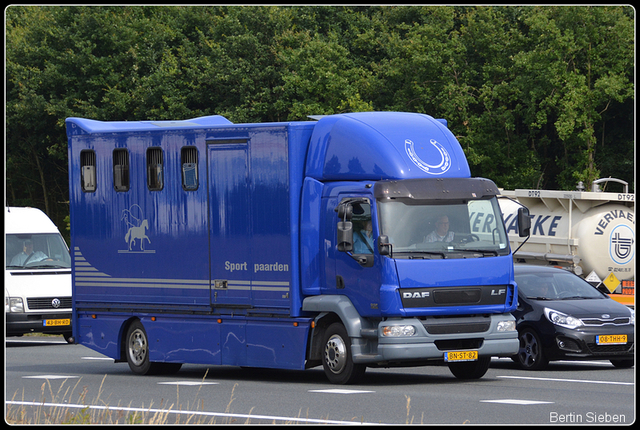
[
  {"xmin": 43, "ymin": 319, "xmax": 71, "ymax": 327},
  {"xmin": 596, "ymin": 334, "xmax": 627, "ymax": 345},
  {"xmin": 445, "ymin": 350, "xmax": 478, "ymax": 362}
]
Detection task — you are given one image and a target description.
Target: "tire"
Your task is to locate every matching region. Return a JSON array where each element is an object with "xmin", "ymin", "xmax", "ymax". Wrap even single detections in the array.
[
  {"xmin": 125, "ymin": 320, "xmax": 163, "ymax": 375},
  {"xmin": 322, "ymin": 323, "xmax": 366, "ymax": 384},
  {"xmin": 447, "ymin": 356, "xmax": 491, "ymax": 379},
  {"xmin": 63, "ymin": 332, "xmax": 74, "ymax": 344},
  {"xmin": 516, "ymin": 328, "xmax": 548, "ymax": 370},
  {"xmin": 610, "ymin": 359, "xmax": 634, "ymax": 368}
]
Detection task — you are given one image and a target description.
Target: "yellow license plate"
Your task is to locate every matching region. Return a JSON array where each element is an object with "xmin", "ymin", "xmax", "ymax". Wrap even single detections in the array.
[
  {"xmin": 596, "ymin": 335, "xmax": 627, "ymax": 345},
  {"xmin": 445, "ymin": 350, "xmax": 478, "ymax": 362},
  {"xmin": 43, "ymin": 319, "xmax": 71, "ymax": 327}
]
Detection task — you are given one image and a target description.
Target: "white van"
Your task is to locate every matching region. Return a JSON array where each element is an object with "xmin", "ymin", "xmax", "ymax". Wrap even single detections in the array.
[{"xmin": 5, "ymin": 207, "xmax": 73, "ymax": 342}]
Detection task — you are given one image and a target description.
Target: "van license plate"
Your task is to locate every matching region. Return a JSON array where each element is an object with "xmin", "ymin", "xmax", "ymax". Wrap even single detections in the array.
[
  {"xmin": 596, "ymin": 335, "xmax": 627, "ymax": 345},
  {"xmin": 445, "ymin": 350, "xmax": 478, "ymax": 362},
  {"xmin": 43, "ymin": 319, "xmax": 71, "ymax": 327}
]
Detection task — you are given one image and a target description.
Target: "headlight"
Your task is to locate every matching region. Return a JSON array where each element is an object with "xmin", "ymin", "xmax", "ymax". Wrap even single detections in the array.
[
  {"xmin": 382, "ymin": 325, "xmax": 417, "ymax": 337},
  {"xmin": 544, "ymin": 307, "xmax": 583, "ymax": 329},
  {"xmin": 6, "ymin": 297, "xmax": 25, "ymax": 313},
  {"xmin": 629, "ymin": 309, "xmax": 635, "ymax": 325},
  {"xmin": 497, "ymin": 320, "xmax": 516, "ymax": 332}
]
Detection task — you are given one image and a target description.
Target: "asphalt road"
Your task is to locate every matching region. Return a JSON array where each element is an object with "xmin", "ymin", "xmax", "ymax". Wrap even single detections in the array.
[{"xmin": 5, "ymin": 335, "xmax": 635, "ymax": 425}]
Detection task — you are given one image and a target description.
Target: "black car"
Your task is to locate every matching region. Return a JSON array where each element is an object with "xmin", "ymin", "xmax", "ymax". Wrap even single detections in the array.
[{"xmin": 512, "ymin": 265, "xmax": 634, "ymax": 370}]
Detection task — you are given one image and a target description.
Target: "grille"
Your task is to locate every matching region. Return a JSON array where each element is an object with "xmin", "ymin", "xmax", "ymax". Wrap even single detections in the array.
[
  {"xmin": 433, "ymin": 289, "xmax": 481, "ymax": 304},
  {"xmin": 434, "ymin": 338, "xmax": 484, "ymax": 351},
  {"xmin": 581, "ymin": 317, "xmax": 631, "ymax": 326},
  {"xmin": 586, "ymin": 342, "xmax": 633, "ymax": 354},
  {"xmin": 27, "ymin": 297, "xmax": 72, "ymax": 310},
  {"xmin": 423, "ymin": 316, "xmax": 491, "ymax": 335}
]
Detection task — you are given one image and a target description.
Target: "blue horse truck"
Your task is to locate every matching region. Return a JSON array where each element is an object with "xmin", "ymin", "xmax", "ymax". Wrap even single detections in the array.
[{"xmin": 66, "ymin": 112, "xmax": 529, "ymax": 384}]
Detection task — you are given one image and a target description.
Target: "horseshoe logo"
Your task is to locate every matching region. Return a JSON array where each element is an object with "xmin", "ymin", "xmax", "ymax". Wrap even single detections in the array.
[{"xmin": 405, "ymin": 139, "xmax": 451, "ymax": 175}]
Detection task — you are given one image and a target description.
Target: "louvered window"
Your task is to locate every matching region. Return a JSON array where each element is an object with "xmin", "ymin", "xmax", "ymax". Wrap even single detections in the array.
[
  {"xmin": 181, "ymin": 147, "xmax": 198, "ymax": 191},
  {"xmin": 147, "ymin": 147, "xmax": 164, "ymax": 191},
  {"xmin": 113, "ymin": 149, "xmax": 130, "ymax": 191},
  {"xmin": 80, "ymin": 150, "xmax": 96, "ymax": 192}
]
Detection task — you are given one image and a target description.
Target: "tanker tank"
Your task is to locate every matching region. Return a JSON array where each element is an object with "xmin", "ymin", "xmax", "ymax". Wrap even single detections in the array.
[{"xmin": 496, "ymin": 179, "xmax": 634, "ymax": 304}]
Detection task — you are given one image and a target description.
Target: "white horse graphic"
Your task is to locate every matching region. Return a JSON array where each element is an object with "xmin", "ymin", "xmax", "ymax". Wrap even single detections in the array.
[{"xmin": 125, "ymin": 219, "xmax": 151, "ymax": 251}]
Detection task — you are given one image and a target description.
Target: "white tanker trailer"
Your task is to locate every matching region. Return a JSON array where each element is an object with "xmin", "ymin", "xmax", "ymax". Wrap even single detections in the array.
[{"xmin": 497, "ymin": 179, "xmax": 634, "ymax": 306}]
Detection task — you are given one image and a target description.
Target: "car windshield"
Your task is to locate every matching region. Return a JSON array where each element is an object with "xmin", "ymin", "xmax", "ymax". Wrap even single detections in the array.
[
  {"xmin": 5, "ymin": 233, "xmax": 71, "ymax": 269},
  {"xmin": 516, "ymin": 270, "xmax": 606, "ymax": 300},
  {"xmin": 378, "ymin": 197, "xmax": 510, "ymax": 258}
]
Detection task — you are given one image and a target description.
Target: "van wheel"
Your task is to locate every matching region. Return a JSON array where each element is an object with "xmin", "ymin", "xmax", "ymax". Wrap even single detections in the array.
[
  {"xmin": 322, "ymin": 323, "xmax": 366, "ymax": 384},
  {"xmin": 448, "ymin": 356, "xmax": 491, "ymax": 379},
  {"xmin": 63, "ymin": 332, "xmax": 74, "ymax": 344}
]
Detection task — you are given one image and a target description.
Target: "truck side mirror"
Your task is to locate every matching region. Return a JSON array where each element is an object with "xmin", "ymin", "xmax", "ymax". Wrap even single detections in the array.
[
  {"xmin": 378, "ymin": 235, "xmax": 392, "ymax": 256},
  {"xmin": 337, "ymin": 221, "xmax": 353, "ymax": 252},
  {"xmin": 517, "ymin": 207, "xmax": 531, "ymax": 237}
]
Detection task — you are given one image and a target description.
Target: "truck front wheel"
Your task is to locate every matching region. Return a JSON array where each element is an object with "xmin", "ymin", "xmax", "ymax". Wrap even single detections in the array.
[
  {"xmin": 322, "ymin": 323, "xmax": 366, "ymax": 384},
  {"xmin": 447, "ymin": 356, "xmax": 491, "ymax": 379}
]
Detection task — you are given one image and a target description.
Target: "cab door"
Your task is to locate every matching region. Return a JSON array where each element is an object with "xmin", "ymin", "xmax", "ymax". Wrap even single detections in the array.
[{"xmin": 333, "ymin": 194, "xmax": 382, "ymax": 317}]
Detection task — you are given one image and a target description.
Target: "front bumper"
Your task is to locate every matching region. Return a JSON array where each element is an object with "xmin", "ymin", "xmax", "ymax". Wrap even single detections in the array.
[
  {"xmin": 5, "ymin": 311, "xmax": 72, "ymax": 336},
  {"xmin": 544, "ymin": 325, "xmax": 635, "ymax": 361},
  {"xmin": 352, "ymin": 313, "xmax": 519, "ymax": 365}
]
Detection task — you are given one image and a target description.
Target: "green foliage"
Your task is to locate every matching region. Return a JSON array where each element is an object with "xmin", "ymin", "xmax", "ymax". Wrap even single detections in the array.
[{"xmin": 5, "ymin": 5, "xmax": 634, "ymax": 228}]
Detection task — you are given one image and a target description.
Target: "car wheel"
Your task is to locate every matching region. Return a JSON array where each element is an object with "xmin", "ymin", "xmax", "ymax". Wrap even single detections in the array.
[
  {"xmin": 322, "ymin": 323, "xmax": 366, "ymax": 384},
  {"xmin": 516, "ymin": 328, "xmax": 548, "ymax": 370}
]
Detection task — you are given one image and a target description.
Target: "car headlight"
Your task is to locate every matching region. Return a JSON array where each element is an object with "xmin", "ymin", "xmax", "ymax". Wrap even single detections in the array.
[
  {"xmin": 5, "ymin": 297, "xmax": 25, "ymax": 313},
  {"xmin": 544, "ymin": 307, "xmax": 583, "ymax": 329},
  {"xmin": 382, "ymin": 325, "xmax": 417, "ymax": 337},
  {"xmin": 629, "ymin": 309, "xmax": 635, "ymax": 325}
]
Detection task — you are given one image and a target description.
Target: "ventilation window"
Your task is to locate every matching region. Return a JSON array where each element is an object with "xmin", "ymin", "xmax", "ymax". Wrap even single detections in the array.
[
  {"xmin": 80, "ymin": 150, "xmax": 96, "ymax": 192},
  {"xmin": 113, "ymin": 149, "xmax": 130, "ymax": 191},
  {"xmin": 181, "ymin": 146, "xmax": 198, "ymax": 191},
  {"xmin": 146, "ymin": 147, "xmax": 164, "ymax": 191}
]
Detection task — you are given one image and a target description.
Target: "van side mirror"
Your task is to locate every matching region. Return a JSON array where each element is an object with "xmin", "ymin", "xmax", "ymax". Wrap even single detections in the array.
[
  {"xmin": 337, "ymin": 221, "xmax": 353, "ymax": 252},
  {"xmin": 517, "ymin": 207, "xmax": 531, "ymax": 237}
]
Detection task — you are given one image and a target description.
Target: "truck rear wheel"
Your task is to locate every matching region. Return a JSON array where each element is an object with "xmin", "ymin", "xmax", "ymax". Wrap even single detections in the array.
[
  {"xmin": 447, "ymin": 356, "xmax": 491, "ymax": 379},
  {"xmin": 322, "ymin": 323, "xmax": 366, "ymax": 384}
]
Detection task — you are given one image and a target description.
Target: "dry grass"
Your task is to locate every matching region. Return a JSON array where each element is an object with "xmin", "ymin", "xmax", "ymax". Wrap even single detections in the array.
[{"xmin": 5, "ymin": 371, "xmax": 257, "ymax": 424}]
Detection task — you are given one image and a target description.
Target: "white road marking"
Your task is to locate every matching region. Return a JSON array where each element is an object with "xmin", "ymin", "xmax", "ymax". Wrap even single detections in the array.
[
  {"xmin": 308, "ymin": 389, "xmax": 375, "ymax": 394},
  {"xmin": 497, "ymin": 375, "xmax": 634, "ymax": 386},
  {"xmin": 22, "ymin": 375, "xmax": 79, "ymax": 380},
  {"xmin": 480, "ymin": 399, "xmax": 554, "ymax": 405},
  {"xmin": 158, "ymin": 381, "xmax": 219, "ymax": 386},
  {"xmin": 81, "ymin": 356, "xmax": 113, "ymax": 360}
]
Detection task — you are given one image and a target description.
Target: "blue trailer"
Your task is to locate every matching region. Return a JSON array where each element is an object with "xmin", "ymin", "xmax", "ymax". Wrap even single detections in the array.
[{"xmin": 66, "ymin": 112, "xmax": 529, "ymax": 383}]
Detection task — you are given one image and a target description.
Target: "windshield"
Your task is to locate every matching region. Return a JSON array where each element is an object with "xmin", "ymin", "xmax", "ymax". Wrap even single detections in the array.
[
  {"xmin": 5, "ymin": 233, "xmax": 71, "ymax": 269},
  {"xmin": 378, "ymin": 197, "xmax": 510, "ymax": 258},
  {"xmin": 516, "ymin": 270, "xmax": 606, "ymax": 300}
]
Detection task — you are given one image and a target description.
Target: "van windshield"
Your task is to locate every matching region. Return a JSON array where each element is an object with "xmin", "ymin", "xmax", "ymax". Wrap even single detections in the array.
[
  {"xmin": 378, "ymin": 197, "xmax": 510, "ymax": 258},
  {"xmin": 5, "ymin": 233, "xmax": 71, "ymax": 269}
]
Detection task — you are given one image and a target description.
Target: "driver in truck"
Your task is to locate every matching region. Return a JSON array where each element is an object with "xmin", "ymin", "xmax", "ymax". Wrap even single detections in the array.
[{"xmin": 425, "ymin": 215, "xmax": 455, "ymax": 243}]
